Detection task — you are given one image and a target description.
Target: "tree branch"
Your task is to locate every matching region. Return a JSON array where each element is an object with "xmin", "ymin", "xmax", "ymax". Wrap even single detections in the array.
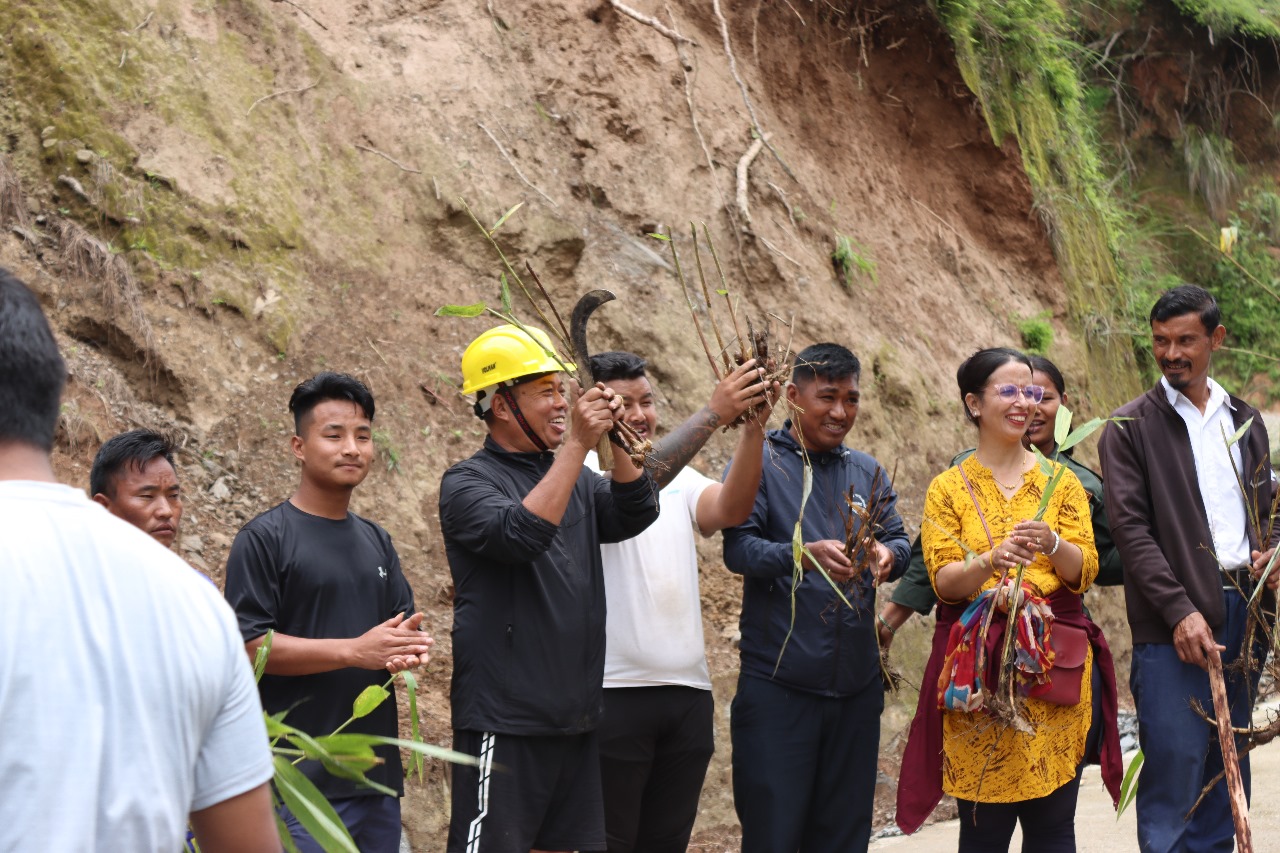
[{"xmin": 609, "ymin": 0, "xmax": 695, "ymax": 46}]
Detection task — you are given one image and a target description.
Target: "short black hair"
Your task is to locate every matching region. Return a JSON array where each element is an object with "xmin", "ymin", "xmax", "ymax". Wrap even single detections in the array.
[
  {"xmin": 956, "ymin": 347, "xmax": 1033, "ymax": 425},
  {"xmin": 90, "ymin": 429, "xmax": 177, "ymax": 498},
  {"xmin": 1027, "ymin": 355, "xmax": 1066, "ymax": 396},
  {"xmin": 590, "ymin": 351, "xmax": 647, "ymax": 384},
  {"xmin": 1150, "ymin": 283, "xmax": 1221, "ymax": 334},
  {"xmin": 0, "ymin": 268, "xmax": 66, "ymax": 452},
  {"xmin": 288, "ymin": 372, "xmax": 376, "ymax": 434},
  {"xmin": 792, "ymin": 343, "xmax": 861, "ymax": 385}
]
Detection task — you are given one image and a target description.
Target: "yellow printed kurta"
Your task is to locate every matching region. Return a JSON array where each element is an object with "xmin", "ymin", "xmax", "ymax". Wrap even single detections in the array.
[{"xmin": 921, "ymin": 454, "xmax": 1099, "ymax": 802}]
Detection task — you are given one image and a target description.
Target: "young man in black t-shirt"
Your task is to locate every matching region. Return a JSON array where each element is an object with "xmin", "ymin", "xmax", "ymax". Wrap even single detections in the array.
[{"xmin": 225, "ymin": 372, "xmax": 432, "ymax": 852}]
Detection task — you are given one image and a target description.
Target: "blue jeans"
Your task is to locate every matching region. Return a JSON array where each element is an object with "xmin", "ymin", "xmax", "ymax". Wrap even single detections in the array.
[
  {"xmin": 281, "ymin": 794, "xmax": 402, "ymax": 853},
  {"xmin": 1130, "ymin": 592, "xmax": 1264, "ymax": 853}
]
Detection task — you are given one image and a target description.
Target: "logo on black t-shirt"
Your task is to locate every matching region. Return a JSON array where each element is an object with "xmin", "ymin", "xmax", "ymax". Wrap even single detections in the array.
[{"xmin": 377, "ymin": 566, "xmax": 386, "ymax": 579}]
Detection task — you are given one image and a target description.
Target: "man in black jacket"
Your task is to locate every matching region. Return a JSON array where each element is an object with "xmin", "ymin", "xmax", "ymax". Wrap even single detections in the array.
[
  {"xmin": 1099, "ymin": 284, "xmax": 1277, "ymax": 853},
  {"xmin": 441, "ymin": 325, "xmax": 660, "ymax": 853},
  {"xmin": 723, "ymin": 343, "xmax": 910, "ymax": 853}
]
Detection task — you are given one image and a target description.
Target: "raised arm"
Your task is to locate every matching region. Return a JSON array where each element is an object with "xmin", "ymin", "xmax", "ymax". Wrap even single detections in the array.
[
  {"xmin": 695, "ymin": 414, "xmax": 771, "ymax": 534},
  {"xmin": 649, "ymin": 359, "xmax": 775, "ymax": 490}
]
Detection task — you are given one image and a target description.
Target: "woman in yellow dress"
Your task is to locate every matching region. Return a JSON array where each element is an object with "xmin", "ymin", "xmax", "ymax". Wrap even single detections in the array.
[{"xmin": 912, "ymin": 347, "xmax": 1119, "ymax": 851}]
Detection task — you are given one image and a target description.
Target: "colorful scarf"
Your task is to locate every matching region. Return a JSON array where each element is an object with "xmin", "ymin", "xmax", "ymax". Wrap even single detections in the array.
[{"xmin": 937, "ymin": 583, "xmax": 1055, "ymax": 713}]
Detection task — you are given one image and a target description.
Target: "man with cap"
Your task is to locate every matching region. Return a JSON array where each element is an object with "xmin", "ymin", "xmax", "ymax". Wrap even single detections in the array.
[{"xmin": 440, "ymin": 324, "xmax": 661, "ymax": 853}]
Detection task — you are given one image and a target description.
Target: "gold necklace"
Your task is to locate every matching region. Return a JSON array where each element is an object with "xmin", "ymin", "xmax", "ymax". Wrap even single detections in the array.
[{"xmin": 991, "ymin": 470, "xmax": 1024, "ymax": 491}]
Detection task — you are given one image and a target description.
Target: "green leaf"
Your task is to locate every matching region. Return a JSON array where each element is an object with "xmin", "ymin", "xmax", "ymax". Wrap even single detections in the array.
[
  {"xmin": 313, "ymin": 734, "xmax": 383, "ymax": 773},
  {"xmin": 271, "ymin": 755, "xmax": 359, "ymax": 853},
  {"xmin": 276, "ymin": 812, "xmax": 301, "ymax": 853},
  {"xmin": 489, "ymin": 201, "xmax": 524, "ymax": 234},
  {"xmin": 265, "ymin": 712, "xmax": 294, "ymax": 741},
  {"xmin": 1058, "ymin": 417, "xmax": 1107, "ymax": 453},
  {"xmin": 1117, "ymin": 749, "xmax": 1144, "ymax": 818},
  {"xmin": 499, "ymin": 273, "xmax": 512, "ymax": 313},
  {"xmin": 715, "ymin": 288, "xmax": 729, "ymax": 296},
  {"xmin": 398, "ymin": 670, "xmax": 425, "ymax": 781},
  {"xmin": 1053, "ymin": 403, "xmax": 1073, "ymax": 449},
  {"xmin": 646, "ymin": 232, "xmax": 670, "ymax": 241},
  {"xmin": 359, "ymin": 735, "xmax": 480, "ymax": 766},
  {"xmin": 435, "ymin": 302, "xmax": 487, "ymax": 318},
  {"xmin": 253, "ymin": 630, "xmax": 273, "ymax": 684},
  {"xmin": 1226, "ymin": 416, "xmax": 1255, "ymax": 447},
  {"xmin": 352, "ymin": 685, "xmax": 391, "ymax": 719}
]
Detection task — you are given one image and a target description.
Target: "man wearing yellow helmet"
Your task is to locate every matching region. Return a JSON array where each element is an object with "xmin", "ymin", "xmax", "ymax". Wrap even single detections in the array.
[{"xmin": 441, "ymin": 324, "xmax": 660, "ymax": 853}]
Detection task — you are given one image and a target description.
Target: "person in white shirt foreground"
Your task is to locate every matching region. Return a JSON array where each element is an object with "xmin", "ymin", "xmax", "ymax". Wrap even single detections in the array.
[
  {"xmin": 587, "ymin": 351, "xmax": 777, "ymax": 853},
  {"xmin": 0, "ymin": 267, "xmax": 279, "ymax": 853}
]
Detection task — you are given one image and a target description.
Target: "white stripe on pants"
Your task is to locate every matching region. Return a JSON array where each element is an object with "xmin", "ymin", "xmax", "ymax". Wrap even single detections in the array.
[{"xmin": 466, "ymin": 731, "xmax": 497, "ymax": 853}]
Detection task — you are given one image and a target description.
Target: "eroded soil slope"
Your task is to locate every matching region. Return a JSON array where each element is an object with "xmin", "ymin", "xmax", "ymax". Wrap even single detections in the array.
[{"xmin": 0, "ymin": 0, "xmax": 1090, "ymax": 846}]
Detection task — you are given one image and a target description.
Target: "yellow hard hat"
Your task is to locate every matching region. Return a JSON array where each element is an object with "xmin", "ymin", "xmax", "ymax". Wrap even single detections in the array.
[{"xmin": 460, "ymin": 324, "xmax": 573, "ymax": 396}]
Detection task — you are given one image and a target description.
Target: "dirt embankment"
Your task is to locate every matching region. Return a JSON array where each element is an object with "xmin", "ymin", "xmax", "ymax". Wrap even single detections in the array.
[{"xmin": 1, "ymin": 0, "xmax": 1093, "ymax": 846}]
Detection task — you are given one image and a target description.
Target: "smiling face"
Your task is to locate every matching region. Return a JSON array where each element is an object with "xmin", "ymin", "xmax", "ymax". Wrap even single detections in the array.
[
  {"xmin": 291, "ymin": 399, "xmax": 374, "ymax": 491},
  {"xmin": 787, "ymin": 373, "xmax": 859, "ymax": 453},
  {"xmin": 94, "ymin": 455, "xmax": 183, "ymax": 548},
  {"xmin": 491, "ymin": 373, "xmax": 571, "ymax": 451},
  {"xmin": 606, "ymin": 375, "xmax": 658, "ymax": 441},
  {"xmin": 966, "ymin": 360, "xmax": 1037, "ymax": 444},
  {"xmin": 1024, "ymin": 369, "xmax": 1065, "ymax": 455},
  {"xmin": 1152, "ymin": 312, "xmax": 1224, "ymax": 396}
]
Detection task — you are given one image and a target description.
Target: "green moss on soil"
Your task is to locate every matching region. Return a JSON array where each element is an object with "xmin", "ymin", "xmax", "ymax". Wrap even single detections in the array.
[{"xmin": 936, "ymin": 0, "xmax": 1140, "ymax": 407}]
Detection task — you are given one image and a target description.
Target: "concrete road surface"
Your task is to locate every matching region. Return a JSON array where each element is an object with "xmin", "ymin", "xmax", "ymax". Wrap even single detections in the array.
[{"xmin": 876, "ymin": 706, "xmax": 1280, "ymax": 851}]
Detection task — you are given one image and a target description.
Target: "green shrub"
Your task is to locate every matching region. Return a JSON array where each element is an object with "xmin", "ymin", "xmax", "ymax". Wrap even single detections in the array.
[
  {"xmin": 832, "ymin": 233, "xmax": 877, "ymax": 289},
  {"xmin": 1018, "ymin": 314, "xmax": 1055, "ymax": 355}
]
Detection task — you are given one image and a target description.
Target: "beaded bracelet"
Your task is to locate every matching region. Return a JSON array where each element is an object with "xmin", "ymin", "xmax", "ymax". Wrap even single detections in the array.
[{"xmin": 1046, "ymin": 530, "xmax": 1062, "ymax": 557}]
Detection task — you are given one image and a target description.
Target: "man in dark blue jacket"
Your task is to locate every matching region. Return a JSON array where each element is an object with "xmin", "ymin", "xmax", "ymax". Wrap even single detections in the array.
[{"xmin": 724, "ymin": 342, "xmax": 909, "ymax": 853}]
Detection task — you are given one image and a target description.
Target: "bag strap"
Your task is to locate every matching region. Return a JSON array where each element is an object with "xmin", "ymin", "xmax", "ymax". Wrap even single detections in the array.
[{"xmin": 956, "ymin": 463, "xmax": 996, "ymax": 551}]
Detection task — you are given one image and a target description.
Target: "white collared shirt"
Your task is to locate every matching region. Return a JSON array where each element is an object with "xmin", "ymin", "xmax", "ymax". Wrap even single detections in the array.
[{"xmin": 1162, "ymin": 376, "xmax": 1251, "ymax": 569}]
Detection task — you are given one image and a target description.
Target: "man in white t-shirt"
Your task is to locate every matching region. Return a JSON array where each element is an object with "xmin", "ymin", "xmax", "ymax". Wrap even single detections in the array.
[
  {"xmin": 0, "ymin": 268, "xmax": 279, "ymax": 853},
  {"xmin": 587, "ymin": 351, "xmax": 777, "ymax": 853}
]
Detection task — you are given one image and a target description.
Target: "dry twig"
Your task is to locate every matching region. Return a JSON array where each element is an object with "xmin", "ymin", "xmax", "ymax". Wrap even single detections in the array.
[
  {"xmin": 247, "ymin": 81, "xmax": 318, "ymax": 116},
  {"xmin": 735, "ymin": 135, "xmax": 765, "ymax": 232},
  {"xmin": 354, "ymin": 143, "xmax": 422, "ymax": 174},
  {"xmin": 1209, "ymin": 651, "xmax": 1253, "ymax": 851},
  {"xmin": 477, "ymin": 122, "xmax": 557, "ymax": 207},
  {"xmin": 608, "ymin": 0, "xmax": 695, "ymax": 46},
  {"xmin": 271, "ymin": 0, "xmax": 328, "ymax": 30},
  {"xmin": 711, "ymin": 0, "xmax": 796, "ymax": 182}
]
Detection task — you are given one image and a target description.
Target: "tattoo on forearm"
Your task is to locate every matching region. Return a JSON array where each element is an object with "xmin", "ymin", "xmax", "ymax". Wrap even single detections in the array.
[{"xmin": 650, "ymin": 407, "xmax": 720, "ymax": 489}]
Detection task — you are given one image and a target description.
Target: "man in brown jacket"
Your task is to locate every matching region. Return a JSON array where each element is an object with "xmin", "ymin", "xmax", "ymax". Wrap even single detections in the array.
[{"xmin": 1099, "ymin": 283, "xmax": 1278, "ymax": 853}]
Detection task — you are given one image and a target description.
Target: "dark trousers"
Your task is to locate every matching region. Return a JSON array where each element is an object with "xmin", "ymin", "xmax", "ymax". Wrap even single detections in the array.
[
  {"xmin": 731, "ymin": 673, "xmax": 883, "ymax": 853},
  {"xmin": 598, "ymin": 685, "xmax": 715, "ymax": 853},
  {"xmin": 280, "ymin": 794, "xmax": 401, "ymax": 853},
  {"xmin": 956, "ymin": 777, "xmax": 1081, "ymax": 853},
  {"xmin": 1130, "ymin": 591, "xmax": 1264, "ymax": 853}
]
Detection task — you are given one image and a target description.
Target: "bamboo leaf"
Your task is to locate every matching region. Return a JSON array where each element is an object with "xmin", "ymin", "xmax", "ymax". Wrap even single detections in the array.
[
  {"xmin": 359, "ymin": 735, "xmax": 480, "ymax": 766},
  {"xmin": 313, "ymin": 735, "xmax": 383, "ymax": 773},
  {"xmin": 499, "ymin": 274, "xmax": 512, "ymax": 313},
  {"xmin": 489, "ymin": 201, "xmax": 524, "ymax": 234},
  {"xmin": 435, "ymin": 302, "xmax": 487, "ymax": 318},
  {"xmin": 1053, "ymin": 404, "xmax": 1074, "ymax": 449},
  {"xmin": 715, "ymin": 288, "xmax": 729, "ymax": 296},
  {"xmin": 1058, "ymin": 417, "xmax": 1106, "ymax": 453},
  {"xmin": 1226, "ymin": 416, "xmax": 1255, "ymax": 447},
  {"xmin": 253, "ymin": 630, "xmax": 273, "ymax": 684},
  {"xmin": 271, "ymin": 755, "xmax": 359, "ymax": 853},
  {"xmin": 398, "ymin": 670, "xmax": 425, "ymax": 781},
  {"xmin": 1117, "ymin": 749, "xmax": 1144, "ymax": 818},
  {"xmin": 276, "ymin": 812, "xmax": 301, "ymax": 853},
  {"xmin": 647, "ymin": 232, "xmax": 670, "ymax": 241},
  {"xmin": 352, "ymin": 685, "xmax": 391, "ymax": 719}
]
